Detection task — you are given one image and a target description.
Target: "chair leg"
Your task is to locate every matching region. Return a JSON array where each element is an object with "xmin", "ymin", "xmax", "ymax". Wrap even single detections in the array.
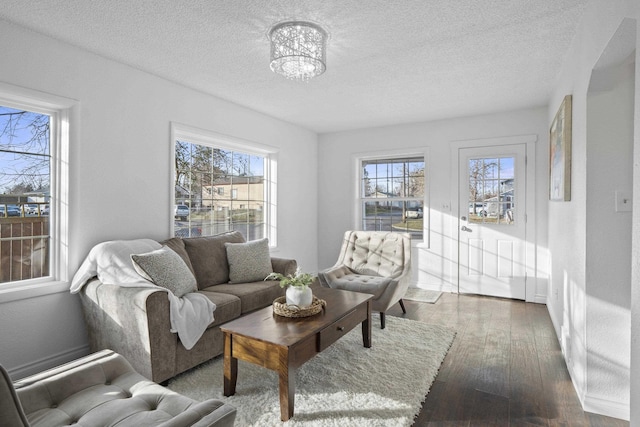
[
  {"xmin": 399, "ymin": 299, "xmax": 407, "ymax": 314},
  {"xmin": 380, "ymin": 312, "xmax": 386, "ymax": 329}
]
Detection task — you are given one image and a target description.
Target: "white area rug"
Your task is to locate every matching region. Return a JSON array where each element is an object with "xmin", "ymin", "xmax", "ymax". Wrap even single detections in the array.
[
  {"xmin": 403, "ymin": 288, "xmax": 443, "ymax": 304},
  {"xmin": 168, "ymin": 316, "xmax": 455, "ymax": 426}
]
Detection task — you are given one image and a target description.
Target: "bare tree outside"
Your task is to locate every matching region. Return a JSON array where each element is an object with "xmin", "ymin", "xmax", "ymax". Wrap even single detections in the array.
[
  {"xmin": 174, "ymin": 140, "xmax": 266, "ymax": 240},
  {"xmin": 405, "ymin": 163, "xmax": 425, "ymax": 198},
  {"xmin": 175, "ymin": 142, "xmax": 255, "ymax": 207},
  {"xmin": 468, "ymin": 157, "xmax": 515, "ymax": 224},
  {"xmin": 0, "ymin": 107, "xmax": 50, "ymax": 196},
  {"xmin": 468, "ymin": 158, "xmax": 498, "ymax": 215}
]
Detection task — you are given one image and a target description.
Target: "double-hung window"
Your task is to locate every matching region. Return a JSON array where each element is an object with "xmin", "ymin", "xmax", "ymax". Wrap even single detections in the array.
[
  {"xmin": 0, "ymin": 85, "xmax": 71, "ymax": 291},
  {"xmin": 360, "ymin": 156, "xmax": 425, "ymax": 240},
  {"xmin": 172, "ymin": 124, "xmax": 276, "ymax": 244}
]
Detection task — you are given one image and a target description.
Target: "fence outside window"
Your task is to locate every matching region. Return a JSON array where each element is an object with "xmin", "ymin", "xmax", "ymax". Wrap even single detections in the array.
[{"xmin": 0, "ymin": 216, "xmax": 49, "ymax": 283}]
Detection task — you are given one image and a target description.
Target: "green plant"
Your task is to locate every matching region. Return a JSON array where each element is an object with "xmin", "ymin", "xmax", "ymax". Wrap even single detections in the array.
[{"xmin": 265, "ymin": 268, "xmax": 315, "ymax": 288}]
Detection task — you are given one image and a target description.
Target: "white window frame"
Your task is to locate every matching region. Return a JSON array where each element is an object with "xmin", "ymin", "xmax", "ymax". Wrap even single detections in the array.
[
  {"xmin": 170, "ymin": 123, "xmax": 278, "ymax": 246},
  {"xmin": 354, "ymin": 148, "xmax": 429, "ymax": 246},
  {"xmin": 0, "ymin": 83, "xmax": 75, "ymax": 302}
]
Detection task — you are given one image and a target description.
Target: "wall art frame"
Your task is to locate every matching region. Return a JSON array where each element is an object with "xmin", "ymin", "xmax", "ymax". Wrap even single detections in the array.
[{"xmin": 549, "ymin": 95, "xmax": 572, "ymax": 201}]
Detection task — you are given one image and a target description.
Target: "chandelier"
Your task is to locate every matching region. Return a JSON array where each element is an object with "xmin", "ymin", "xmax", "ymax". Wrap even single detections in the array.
[{"xmin": 269, "ymin": 21, "xmax": 327, "ymax": 81}]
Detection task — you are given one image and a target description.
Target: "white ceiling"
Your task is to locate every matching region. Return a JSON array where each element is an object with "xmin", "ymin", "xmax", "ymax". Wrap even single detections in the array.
[{"xmin": 0, "ymin": 0, "xmax": 588, "ymax": 133}]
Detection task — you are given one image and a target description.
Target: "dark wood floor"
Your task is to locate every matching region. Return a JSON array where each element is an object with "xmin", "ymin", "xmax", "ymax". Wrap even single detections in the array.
[{"xmin": 385, "ymin": 292, "xmax": 629, "ymax": 427}]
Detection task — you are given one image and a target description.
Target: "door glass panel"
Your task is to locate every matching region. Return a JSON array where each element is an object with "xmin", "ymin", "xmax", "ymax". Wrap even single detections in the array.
[{"xmin": 468, "ymin": 156, "xmax": 515, "ymax": 225}]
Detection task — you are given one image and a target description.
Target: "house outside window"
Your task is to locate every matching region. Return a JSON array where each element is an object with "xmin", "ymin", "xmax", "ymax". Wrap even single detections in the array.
[
  {"xmin": 360, "ymin": 156, "xmax": 425, "ymax": 240},
  {"xmin": 0, "ymin": 86, "xmax": 72, "ymax": 290},
  {"xmin": 172, "ymin": 124, "xmax": 276, "ymax": 243}
]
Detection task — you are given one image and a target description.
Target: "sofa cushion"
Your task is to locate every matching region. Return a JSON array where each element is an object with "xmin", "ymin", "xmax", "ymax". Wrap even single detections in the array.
[
  {"xmin": 197, "ymin": 291, "xmax": 242, "ymax": 327},
  {"xmin": 225, "ymin": 238, "xmax": 273, "ymax": 283},
  {"xmin": 131, "ymin": 246, "xmax": 197, "ymax": 297},
  {"xmin": 183, "ymin": 231, "xmax": 245, "ymax": 289},
  {"xmin": 318, "ymin": 263, "xmax": 395, "ymax": 299},
  {"xmin": 204, "ymin": 282, "xmax": 284, "ymax": 314}
]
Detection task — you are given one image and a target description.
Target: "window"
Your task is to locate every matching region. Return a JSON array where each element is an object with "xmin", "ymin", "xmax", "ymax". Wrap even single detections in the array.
[
  {"xmin": 0, "ymin": 106, "xmax": 50, "ymax": 284},
  {"xmin": 0, "ymin": 85, "xmax": 71, "ymax": 290},
  {"xmin": 172, "ymin": 124, "xmax": 276, "ymax": 243},
  {"xmin": 360, "ymin": 156, "xmax": 425, "ymax": 240},
  {"xmin": 468, "ymin": 157, "xmax": 515, "ymax": 224}
]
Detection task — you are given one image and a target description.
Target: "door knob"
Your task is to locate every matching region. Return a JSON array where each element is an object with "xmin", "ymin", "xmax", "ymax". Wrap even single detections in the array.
[
  {"xmin": 461, "ymin": 216, "xmax": 467, "ymax": 221},
  {"xmin": 461, "ymin": 226, "xmax": 472, "ymax": 232}
]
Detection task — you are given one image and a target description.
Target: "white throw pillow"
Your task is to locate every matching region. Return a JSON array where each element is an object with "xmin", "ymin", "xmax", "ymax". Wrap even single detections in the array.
[
  {"xmin": 131, "ymin": 246, "xmax": 197, "ymax": 297},
  {"xmin": 225, "ymin": 238, "xmax": 273, "ymax": 283}
]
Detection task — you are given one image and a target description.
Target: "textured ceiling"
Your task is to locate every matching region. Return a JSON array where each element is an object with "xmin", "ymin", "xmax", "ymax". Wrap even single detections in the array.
[{"xmin": 0, "ymin": 0, "xmax": 588, "ymax": 133}]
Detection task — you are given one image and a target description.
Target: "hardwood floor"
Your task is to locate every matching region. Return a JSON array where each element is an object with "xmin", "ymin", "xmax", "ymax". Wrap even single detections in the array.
[{"xmin": 385, "ymin": 292, "xmax": 629, "ymax": 427}]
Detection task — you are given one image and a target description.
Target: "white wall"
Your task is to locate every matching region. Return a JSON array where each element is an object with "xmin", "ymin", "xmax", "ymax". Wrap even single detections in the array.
[
  {"xmin": 632, "ymin": 42, "xmax": 640, "ymax": 427},
  {"xmin": 546, "ymin": 0, "xmax": 638, "ymax": 421},
  {"xmin": 318, "ymin": 108, "xmax": 550, "ymax": 301},
  {"xmin": 586, "ymin": 58, "xmax": 633, "ymax": 411},
  {"xmin": 0, "ymin": 20, "xmax": 318, "ymax": 378}
]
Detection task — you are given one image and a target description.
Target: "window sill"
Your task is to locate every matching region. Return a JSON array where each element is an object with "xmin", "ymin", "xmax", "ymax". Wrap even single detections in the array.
[{"xmin": 0, "ymin": 280, "xmax": 70, "ymax": 304}]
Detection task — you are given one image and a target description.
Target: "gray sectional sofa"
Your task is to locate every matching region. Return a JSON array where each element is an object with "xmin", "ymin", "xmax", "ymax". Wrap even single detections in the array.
[{"xmin": 79, "ymin": 231, "xmax": 296, "ymax": 383}]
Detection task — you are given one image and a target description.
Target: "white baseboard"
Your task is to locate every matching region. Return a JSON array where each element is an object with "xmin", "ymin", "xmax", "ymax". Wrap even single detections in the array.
[
  {"xmin": 412, "ymin": 282, "xmax": 455, "ymax": 293},
  {"xmin": 7, "ymin": 344, "xmax": 90, "ymax": 380},
  {"xmin": 583, "ymin": 393, "xmax": 630, "ymax": 421},
  {"xmin": 533, "ymin": 293, "xmax": 547, "ymax": 304}
]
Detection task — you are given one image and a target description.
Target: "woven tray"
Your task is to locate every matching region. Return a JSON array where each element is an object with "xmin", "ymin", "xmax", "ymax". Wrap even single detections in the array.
[{"xmin": 273, "ymin": 296, "xmax": 326, "ymax": 318}]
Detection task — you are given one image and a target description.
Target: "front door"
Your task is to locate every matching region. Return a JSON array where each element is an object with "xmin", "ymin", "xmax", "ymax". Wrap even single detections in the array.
[{"xmin": 458, "ymin": 144, "xmax": 527, "ymax": 299}]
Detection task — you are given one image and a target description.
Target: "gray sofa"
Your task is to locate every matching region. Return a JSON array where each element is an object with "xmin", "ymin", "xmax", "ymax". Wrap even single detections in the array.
[
  {"xmin": 1, "ymin": 349, "xmax": 236, "ymax": 427},
  {"xmin": 79, "ymin": 231, "xmax": 296, "ymax": 383}
]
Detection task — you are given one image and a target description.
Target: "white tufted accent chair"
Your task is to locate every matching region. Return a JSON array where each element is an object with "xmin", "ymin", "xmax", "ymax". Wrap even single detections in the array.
[{"xmin": 318, "ymin": 230, "xmax": 411, "ymax": 329}]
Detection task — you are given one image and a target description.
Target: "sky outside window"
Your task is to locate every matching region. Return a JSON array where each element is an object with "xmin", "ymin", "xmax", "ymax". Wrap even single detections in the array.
[{"xmin": 0, "ymin": 106, "xmax": 50, "ymax": 194}]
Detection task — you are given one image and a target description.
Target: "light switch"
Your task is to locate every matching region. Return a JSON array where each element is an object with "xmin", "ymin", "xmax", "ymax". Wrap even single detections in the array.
[{"xmin": 615, "ymin": 190, "xmax": 632, "ymax": 212}]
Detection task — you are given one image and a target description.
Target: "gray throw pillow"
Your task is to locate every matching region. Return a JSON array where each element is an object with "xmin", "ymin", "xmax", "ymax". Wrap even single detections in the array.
[
  {"xmin": 225, "ymin": 238, "xmax": 273, "ymax": 283},
  {"xmin": 131, "ymin": 246, "xmax": 197, "ymax": 297}
]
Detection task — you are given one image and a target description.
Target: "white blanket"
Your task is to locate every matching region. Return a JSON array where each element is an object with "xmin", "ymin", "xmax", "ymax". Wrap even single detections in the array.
[{"xmin": 70, "ymin": 239, "xmax": 215, "ymax": 350}]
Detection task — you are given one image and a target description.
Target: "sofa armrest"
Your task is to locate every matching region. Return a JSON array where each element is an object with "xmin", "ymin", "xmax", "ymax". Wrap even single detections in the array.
[
  {"xmin": 271, "ymin": 257, "xmax": 297, "ymax": 276},
  {"xmin": 80, "ymin": 279, "xmax": 177, "ymax": 382}
]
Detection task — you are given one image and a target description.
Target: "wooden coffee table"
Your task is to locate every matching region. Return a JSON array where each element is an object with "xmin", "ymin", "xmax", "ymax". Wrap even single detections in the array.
[{"xmin": 221, "ymin": 287, "xmax": 372, "ymax": 421}]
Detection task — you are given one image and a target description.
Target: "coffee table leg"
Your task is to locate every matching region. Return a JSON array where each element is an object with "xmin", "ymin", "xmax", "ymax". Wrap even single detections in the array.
[
  {"xmin": 362, "ymin": 300, "xmax": 372, "ymax": 348},
  {"xmin": 278, "ymin": 348, "xmax": 295, "ymax": 421},
  {"xmin": 223, "ymin": 332, "xmax": 237, "ymax": 396}
]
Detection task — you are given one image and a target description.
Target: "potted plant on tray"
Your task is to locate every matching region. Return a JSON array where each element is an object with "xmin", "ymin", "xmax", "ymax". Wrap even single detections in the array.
[{"xmin": 266, "ymin": 268, "xmax": 315, "ymax": 308}]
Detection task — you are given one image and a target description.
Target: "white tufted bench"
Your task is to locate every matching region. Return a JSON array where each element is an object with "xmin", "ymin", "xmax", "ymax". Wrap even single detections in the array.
[{"xmin": 1, "ymin": 349, "xmax": 236, "ymax": 427}]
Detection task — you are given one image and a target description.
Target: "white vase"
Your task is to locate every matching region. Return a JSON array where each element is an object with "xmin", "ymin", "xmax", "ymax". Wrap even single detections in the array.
[{"xmin": 286, "ymin": 285, "xmax": 313, "ymax": 308}]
